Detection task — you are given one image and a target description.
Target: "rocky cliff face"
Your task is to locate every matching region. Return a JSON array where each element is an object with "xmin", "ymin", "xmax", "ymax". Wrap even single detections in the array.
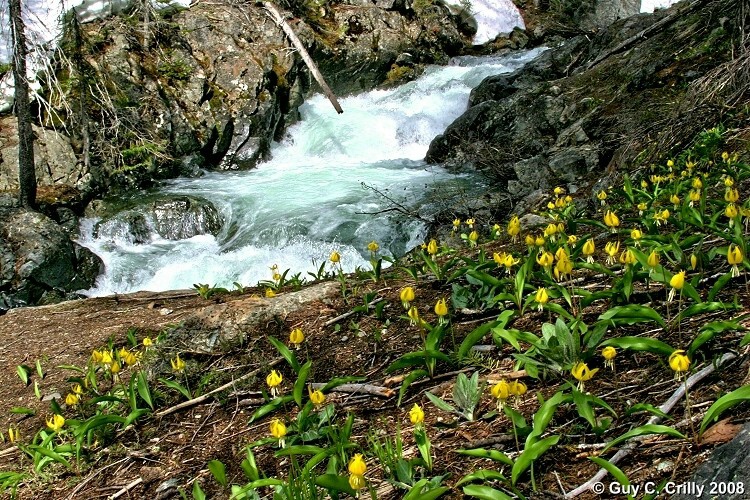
[
  {"xmin": 0, "ymin": 0, "xmax": 470, "ymax": 198},
  {"xmin": 426, "ymin": 0, "xmax": 746, "ymax": 214}
]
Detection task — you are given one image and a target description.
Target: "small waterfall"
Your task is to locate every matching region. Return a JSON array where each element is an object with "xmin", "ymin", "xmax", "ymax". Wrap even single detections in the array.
[{"xmin": 78, "ymin": 48, "xmax": 546, "ymax": 295}]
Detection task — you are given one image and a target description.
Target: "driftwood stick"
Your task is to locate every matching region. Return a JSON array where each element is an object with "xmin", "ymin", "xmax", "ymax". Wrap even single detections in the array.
[
  {"xmin": 155, "ymin": 357, "xmax": 283, "ymax": 418},
  {"xmin": 310, "ymin": 382, "xmax": 394, "ymax": 398},
  {"xmin": 263, "ymin": 1, "xmax": 343, "ymax": 114},
  {"xmin": 109, "ymin": 477, "xmax": 144, "ymax": 499},
  {"xmin": 324, "ymin": 298, "xmax": 384, "ymax": 326},
  {"xmin": 565, "ymin": 352, "xmax": 737, "ymax": 499}
]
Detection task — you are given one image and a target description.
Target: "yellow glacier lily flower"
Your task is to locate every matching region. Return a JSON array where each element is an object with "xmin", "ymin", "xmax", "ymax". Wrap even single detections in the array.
[
  {"xmin": 728, "ymin": 244, "xmax": 743, "ymax": 278},
  {"xmin": 348, "ymin": 454, "xmax": 367, "ymax": 476},
  {"xmin": 668, "ymin": 271, "xmax": 685, "ymax": 302},
  {"xmin": 171, "ymin": 354, "xmax": 186, "ymax": 374},
  {"xmin": 409, "ymin": 403, "xmax": 425, "ymax": 426},
  {"xmin": 267, "ymin": 370, "xmax": 283, "ymax": 397},
  {"xmin": 289, "ymin": 328, "xmax": 304, "ymax": 348},
  {"xmin": 602, "ymin": 346, "xmax": 617, "ymax": 370},
  {"xmin": 571, "ymin": 362, "xmax": 599, "ymax": 392},
  {"xmin": 400, "ymin": 286, "xmax": 415, "ymax": 309},
  {"xmin": 309, "ymin": 386, "xmax": 326, "ymax": 406},
  {"xmin": 46, "ymin": 414, "xmax": 65, "ymax": 432},
  {"xmin": 668, "ymin": 350, "xmax": 690, "ymax": 376}
]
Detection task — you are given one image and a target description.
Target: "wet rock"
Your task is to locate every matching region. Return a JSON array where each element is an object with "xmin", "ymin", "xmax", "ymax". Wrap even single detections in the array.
[
  {"xmin": 93, "ymin": 195, "xmax": 222, "ymax": 243},
  {"xmin": 150, "ymin": 197, "xmax": 223, "ymax": 240},
  {"xmin": 0, "ymin": 207, "xmax": 104, "ymax": 308}
]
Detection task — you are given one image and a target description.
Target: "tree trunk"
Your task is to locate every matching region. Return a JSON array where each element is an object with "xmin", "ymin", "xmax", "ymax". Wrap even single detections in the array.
[{"xmin": 9, "ymin": 0, "xmax": 36, "ymax": 209}]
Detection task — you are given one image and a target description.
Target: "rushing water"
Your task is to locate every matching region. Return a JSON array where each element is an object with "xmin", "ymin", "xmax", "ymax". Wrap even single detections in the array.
[{"xmin": 78, "ymin": 48, "xmax": 546, "ymax": 295}]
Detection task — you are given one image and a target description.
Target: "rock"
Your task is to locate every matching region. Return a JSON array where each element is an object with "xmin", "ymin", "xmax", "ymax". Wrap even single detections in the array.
[
  {"xmin": 672, "ymin": 422, "xmax": 750, "ymax": 500},
  {"xmin": 177, "ymin": 281, "xmax": 339, "ymax": 352},
  {"xmin": 0, "ymin": 117, "xmax": 88, "ymax": 192},
  {"xmin": 0, "ymin": 207, "xmax": 104, "ymax": 307},
  {"xmin": 94, "ymin": 195, "xmax": 223, "ymax": 243},
  {"xmin": 150, "ymin": 197, "xmax": 223, "ymax": 240}
]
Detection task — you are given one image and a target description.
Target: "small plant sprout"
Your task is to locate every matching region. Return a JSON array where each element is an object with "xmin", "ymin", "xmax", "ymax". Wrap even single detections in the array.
[
  {"xmin": 309, "ymin": 386, "xmax": 325, "ymax": 407},
  {"xmin": 602, "ymin": 346, "xmax": 617, "ymax": 370},
  {"xmin": 289, "ymin": 328, "xmax": 304, "ymax": 349},
  {"xmin": 269, "ymin": 418, "xmax": 287, "ymax": 448},
  {"xmin": 171, "ymin": 354, "xmax": 186, "ymax": 374},
  {"xmin": 46, "ymin": 414, "xmax": 65, "ymax": 432},
  {"xmin": 571, "ymin": 362, "xmax": 598, "ymax": 392},
  {"xmin": 400, "ymin": 286, "xmax": 415, "ymax": 309},
  {"xmin": 7, "ymin": 426, "xmax": 20, "ymax": 443},
  {"xmin": 728, "ymin": 244, "xmax": 743, "ymax": 278},
  {"xmin": 434, "ymin": 298, "xmax": 449, "ymax": 325},
  {"xmin": 491, "ymin": 380, "xmax": 511, "ymax": 411},
  {"xmin": 348, "ymin": 454, "xmax": 367, "ymax": 492},
  {"xmin": 266, "ymin": 370, "xmax": 283, "ymax": 397}
]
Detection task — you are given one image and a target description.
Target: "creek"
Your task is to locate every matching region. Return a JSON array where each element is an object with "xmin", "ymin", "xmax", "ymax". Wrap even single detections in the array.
[{"xmin": 78, "ymin": 48, "xmax": 545, "ymax": 295}]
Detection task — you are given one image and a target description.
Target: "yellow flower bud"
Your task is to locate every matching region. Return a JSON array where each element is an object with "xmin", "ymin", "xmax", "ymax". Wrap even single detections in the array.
[
  {"xmin": 434, "ymin": 298, "xmax": 448, "ymax": 318},
  {"xmin": 728, "ymin": 244, "xmax": 743, "ymax": 265},
  {"xmin": 647, "ymin": 250, "xmax": 660, "ymax": 268},
  {"xmin": 427, "ymin": 239, "xmax": 439, "ymax": 255},
  {"xmin": 348, "ymin": 454, "xmax": 367, "ymax": 476},
  {"xmin": 367, "ymin": 241, "xmax": 379, "ymax": 253},
  {"xmin": 289, "ymin": 328, "xmax": 304, "ymax": 347},
  {"xmin": 330, "ymin": 251, "xmax": 341, "ymax": 263},
  {"xmin": 409, "ymin": 403, "xmax": 425, "ymax": 425}
]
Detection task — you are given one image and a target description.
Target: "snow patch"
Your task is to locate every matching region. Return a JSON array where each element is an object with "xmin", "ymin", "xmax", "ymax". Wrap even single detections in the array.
[
  {"xmin": 443, "ymin": 0, "xmax": 525, "ymax": 46},
  {"xmin": 640, "ymin": 0, "xmax": 680, "ymax": 13}
]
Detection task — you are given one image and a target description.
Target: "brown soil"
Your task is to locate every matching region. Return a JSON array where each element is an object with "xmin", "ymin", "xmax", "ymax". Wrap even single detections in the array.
[{"xmin": 0, "ymin": 251, "xmax": 748, "ymax": 499}]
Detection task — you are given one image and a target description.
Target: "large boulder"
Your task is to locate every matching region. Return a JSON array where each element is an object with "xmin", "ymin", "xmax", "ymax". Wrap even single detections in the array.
[
  {"xmin": 0, "ymin": 207, "xmax": 104, "ymax": 310},
  {"xmin": 92, "ymin": 194, "xmax": 223, "ymax": 243}
]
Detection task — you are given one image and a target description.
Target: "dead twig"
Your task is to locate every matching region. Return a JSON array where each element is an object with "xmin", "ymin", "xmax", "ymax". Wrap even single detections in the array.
[
  {"xmin": 309, "ymin": 382, "xmax": 395, "ymax": 398},
  {"xmin": 109, "ymin": 477, "xmax": 143, "ymax": 499},
  {"xmin": 155, "ymin": 358, "xmax": 283, "ymax": 418}
]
